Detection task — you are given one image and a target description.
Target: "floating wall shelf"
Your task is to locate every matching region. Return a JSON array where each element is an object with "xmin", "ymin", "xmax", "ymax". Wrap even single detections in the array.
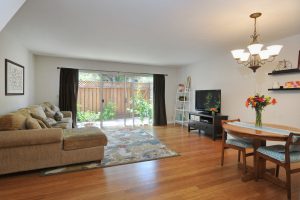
[{"xmin": 268, "ymin": 69, "xmax": 300, "ymax": 75}]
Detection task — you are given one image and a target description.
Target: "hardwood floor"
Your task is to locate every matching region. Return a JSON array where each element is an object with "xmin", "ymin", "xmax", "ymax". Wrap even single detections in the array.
[{"xmin": 0, "ymin": 125, "xmax": 299, "ymax": 200}]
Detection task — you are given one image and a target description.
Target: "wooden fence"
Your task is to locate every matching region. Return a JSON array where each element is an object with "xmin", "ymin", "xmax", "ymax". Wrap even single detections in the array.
[{"xmin": 77, "ymin": 81, "xmax": 151, "ymax": 116}]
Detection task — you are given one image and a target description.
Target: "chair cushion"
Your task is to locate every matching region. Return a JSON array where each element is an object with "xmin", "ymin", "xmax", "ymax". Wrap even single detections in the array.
[
  {"xmin": 257, "ymin": 145, "xmax": 300, "ymax": 163},
  {"xmin": 226, "ymin": 139, "xmax": 253, "ymax": 148},
  {"xmin": 63, "ymin": 127, "xmax": 107, "ymax": 150}
]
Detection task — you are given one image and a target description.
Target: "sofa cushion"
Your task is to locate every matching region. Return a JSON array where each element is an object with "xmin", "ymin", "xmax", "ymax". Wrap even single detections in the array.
[
  {"xmin": 0, "ymin": 114, "xmax": 27, "ymax": 131},
  {"xmin": 44, "ymin": 107, "xmax": 56, "ymax": 118},
  {"xmin": 28, "ymin": 105, "xmax": 47, "ymax": 119},
  {"xmin": 31, "ymin": 113, "xmax": 52, "ymax": 128},
  {"xmin": 26, "ymin": 117, "xmax": 42, "ymax": 129},
  {"xmin": 36, "ymin": 119, "xmax": 49, "ymax": 129},
  {"xmin": 45, "ymin": 118, "xmax": 57, "ymax": 126},
  {"xmin": 63, "ymin": 127, "xmax": 107, "ymax": 150},
  {"xmin": 52, "ymin": 122, "xmax": 71, "ymax": 129},
  {"xmin": 54, "ymin": 111, "xmax": 64, "ymax": 121},
  {"xmin": 14, "ymin": 108, "xmax": 31, "ymax": 118},
  {"xmin": 0, "ymin": 128, "xmax": 62, "ymax": 148},
  {"xmin": 51, "ymin": 105, "xmax": 60, "ymax": 113}
]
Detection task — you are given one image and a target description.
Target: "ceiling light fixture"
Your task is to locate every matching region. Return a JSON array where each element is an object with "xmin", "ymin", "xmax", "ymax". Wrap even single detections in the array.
[{"xmin": 231, "ymin": 12, "xmax": 283, "ymax": 73}]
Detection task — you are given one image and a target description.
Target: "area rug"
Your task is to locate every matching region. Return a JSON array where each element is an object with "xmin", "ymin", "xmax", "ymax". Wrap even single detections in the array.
[{"xmin": 42, "ymin": 127, "xmax": 179, "ymax": 175}]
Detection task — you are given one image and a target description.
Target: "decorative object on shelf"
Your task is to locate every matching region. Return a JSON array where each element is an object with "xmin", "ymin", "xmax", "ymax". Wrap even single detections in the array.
[
  {"xmin": 210, "ymin": 108, "xmax": 218, "ymax": 115},
  {"xmin": 186, "ymin": 76, "xmax": 191, "ymax": 90},
  {"xmin": 245, "ymin": 94, "xmax": 277, "ymax": 127},
  {"xmin": 178, "ymin": 84, "xmax": 185, "ymax": 92},
  {"xmin": 272, "ymin": 81, "xmax": 280, "ymax": 89},
  {"xmin": 284, "ymin": 81, "xmax": 300, "ymax": 88},
  {"xmin": 231, "ymin": 12, "xmax": 282, "ymax": 73},
  {"xmin": 274, "ymin": 59, "xmax": 293, "ymax": 71},
  {"xmin": 5, "ymin": 59, "xmax": 24, "ymax": 95},
  {"xmin": 178, "ymin": 96, "xmax": 187, "ymax": 101}
]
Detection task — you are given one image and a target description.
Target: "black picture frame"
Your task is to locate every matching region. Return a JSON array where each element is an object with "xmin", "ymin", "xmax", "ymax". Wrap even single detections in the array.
[
  {"xmin": 298, "ymin": 50, "xmax": 300, "ymax": 69},
  {"xmin": 5, "ymin": 59, "xmax": 24, "ymax": 95}
]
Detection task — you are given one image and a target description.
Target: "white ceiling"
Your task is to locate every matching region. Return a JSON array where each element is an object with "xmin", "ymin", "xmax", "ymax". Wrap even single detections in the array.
[
  {"xmin": 0, "ymin": 0, "xmax": 25, "ymax": 32},
  {"xmin": 4, "ymin": 0, "xmax": 300, "ymax": 66}
]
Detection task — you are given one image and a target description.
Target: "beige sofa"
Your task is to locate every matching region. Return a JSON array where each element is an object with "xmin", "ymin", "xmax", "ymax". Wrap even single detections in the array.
[{"xmin": 0, "ymin": 104, "xmax": 107, "ymax": 175}]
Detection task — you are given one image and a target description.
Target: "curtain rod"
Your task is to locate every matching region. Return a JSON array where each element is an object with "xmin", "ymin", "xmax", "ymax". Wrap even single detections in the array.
[{"xmin": 56, "ymin": 67, "xmax": 168, "ymax": 76}]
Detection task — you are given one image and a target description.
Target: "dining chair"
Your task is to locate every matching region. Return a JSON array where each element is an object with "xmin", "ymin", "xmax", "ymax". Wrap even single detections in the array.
[
  {"xmin": 255, "ymin": 132, "xmax": 300, "ymax": 200},
  {"xmin": 221, "ymin": 119, "xmax": 254, "ymax": 173}
]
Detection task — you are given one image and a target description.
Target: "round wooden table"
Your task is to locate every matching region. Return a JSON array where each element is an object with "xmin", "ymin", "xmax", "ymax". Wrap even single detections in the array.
[{"xmin": 222, "ymin": 123, "xmax": 300, "ymax": 183}]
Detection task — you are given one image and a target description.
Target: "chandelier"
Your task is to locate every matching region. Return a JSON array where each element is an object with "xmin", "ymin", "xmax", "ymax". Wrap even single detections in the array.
[{"xmin": 231, "ymin": 12, "xmax": 282, "ymax": 73}]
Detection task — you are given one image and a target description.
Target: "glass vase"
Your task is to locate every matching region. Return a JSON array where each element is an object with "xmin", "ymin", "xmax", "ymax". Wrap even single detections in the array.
[{"xmin": 255, "ymin": 109, "xmax": 262, "ymax": 127}]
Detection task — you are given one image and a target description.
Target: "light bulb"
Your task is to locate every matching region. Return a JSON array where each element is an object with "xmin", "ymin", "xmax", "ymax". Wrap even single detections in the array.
[
  {"xmin": 231, "ymin": 49, "xmax": 244, "ymax": 59},
  {"xmin": 247, "ymin": 44, "xmax": 263, "ymax": 55}
]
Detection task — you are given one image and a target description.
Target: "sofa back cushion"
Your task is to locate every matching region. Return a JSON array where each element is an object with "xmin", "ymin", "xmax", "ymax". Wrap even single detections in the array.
[
  {"xmin": 28, "ymin": 105, "xmax": 47, "ymax": 120},
  {"xmin": 0, "ymin": 114, "xmax": 27, "ymax": 131},
  {"xmin": 26, "ymin": 117, "xmax": 42, "ymax": 129}
]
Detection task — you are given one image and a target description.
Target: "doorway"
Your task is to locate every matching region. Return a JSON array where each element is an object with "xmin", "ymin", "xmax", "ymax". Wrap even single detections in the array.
[{"xmin": 77, "ymin": 71, "xmax": 153, "ymax": 128}]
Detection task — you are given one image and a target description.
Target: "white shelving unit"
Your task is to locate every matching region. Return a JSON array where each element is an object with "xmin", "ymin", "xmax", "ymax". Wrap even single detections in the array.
[{"xmin": 174, "ymin": 89, "xmax": 191, "ymax": 126}]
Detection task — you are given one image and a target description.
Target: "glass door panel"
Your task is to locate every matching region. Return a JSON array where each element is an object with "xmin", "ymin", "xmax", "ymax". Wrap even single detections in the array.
[{"xmin": 101, "ymin": 73, "xmax": 125, "ymax": 127}]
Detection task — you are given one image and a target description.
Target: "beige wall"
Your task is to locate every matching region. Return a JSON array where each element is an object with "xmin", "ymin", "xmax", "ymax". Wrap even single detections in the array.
[
  {"xmin": 0, "ymin": 29, "xmax": 35, "ymax": 115},
  {"xmin": 178, "ymin": 34, "xmax": 300, "ymax": 128},
  {"xmin": 34, "ymin": 55, "xmax": 179, "ymax": 123}
]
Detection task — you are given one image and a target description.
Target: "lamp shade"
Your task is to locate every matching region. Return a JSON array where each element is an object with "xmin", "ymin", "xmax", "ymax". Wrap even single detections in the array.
[
  {"xmin": 240, "ymin": 52, "xmax": 250, "ymax": 62},
  {"xmin": 247, "ymin": 43, "xmax": 263, "ymax": 55},
  {"xmin": 267, "ymin": 45, "xmax": 283, "ymax": 56},
  {"xmin": 259, "ymin": 50, "xmax": 270, "ymax": 60},
  {"xmin": 231, "ymin": 49, "xmax": 244, "ymax": 59}
]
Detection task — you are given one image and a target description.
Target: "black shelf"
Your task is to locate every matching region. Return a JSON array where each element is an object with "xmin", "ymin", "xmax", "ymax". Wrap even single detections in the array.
[
  {"xmin": 268, "ymin": 69, "xmax": 300, "ymax": 75},
  {"xmin": 268, "ymin": 88, "xmax": 300, "ymax": 91}
]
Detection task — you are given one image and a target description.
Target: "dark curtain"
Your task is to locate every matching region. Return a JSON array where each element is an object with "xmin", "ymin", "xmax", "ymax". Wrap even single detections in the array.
[
  {"xmin": 59, "ymin": 68, "xmax": 79, "ymax": 128},
  {"xmin": 153, "ymin": 74, "xmax": 167, "ymax": 126}
]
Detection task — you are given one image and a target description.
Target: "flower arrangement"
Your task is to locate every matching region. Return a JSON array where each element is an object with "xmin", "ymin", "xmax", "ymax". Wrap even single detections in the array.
[
  {"xmin": 245, "ymin": 94, "xmax": 277, "ymax": 127},
  {"xmin": 210, "ymin": 107, "xmax": 218, "ymax": 115}
]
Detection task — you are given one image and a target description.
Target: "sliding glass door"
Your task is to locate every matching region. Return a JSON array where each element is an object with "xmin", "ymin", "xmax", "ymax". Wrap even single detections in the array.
[{"xmin": 77, "ymin": 71, "xmax": 153, "ymax": 128}]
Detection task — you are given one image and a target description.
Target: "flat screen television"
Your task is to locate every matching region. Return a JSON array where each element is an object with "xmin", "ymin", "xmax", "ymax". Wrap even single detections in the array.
[{"xmin": 195, "ymin": 90, "xmax": 221, "ymax": 113}]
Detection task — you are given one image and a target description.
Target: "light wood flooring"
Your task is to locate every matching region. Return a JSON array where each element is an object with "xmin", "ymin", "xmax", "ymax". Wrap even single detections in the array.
[{"xmin": 0, "ymin": 125, "xmax": 300, "ymax": 200}]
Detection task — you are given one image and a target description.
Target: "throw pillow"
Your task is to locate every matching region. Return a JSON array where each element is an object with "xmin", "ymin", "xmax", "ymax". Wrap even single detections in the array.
[
  {"xmin": 45, "ymin": 118, "xmax": 57, "ymax": 126},
  {"xmin": 36, "ymin": 119, "xmax": 48, "ymax": 129},
  {"xmin": 0, "ymin": 114, "xmax": 27, "ymax": 131},
  {"xmin": 44, "ymin": 107, "xmax": 56, "ymax": 118},
  {"xmin": 31, "ymin": 113, "xmax": 52, "ymax": 128},
  {"xmin": 54, "ymin": 111, "xmax": 64, "ymax": 121},
  {"xmin": 51, "ymin": 105, "xmax": 60, "ymax": 113},
  {"xmin": 28, "ymin": 105, "xmax": 47, "ymax": 119},
  {"xmin": 26, "ymin": 117, "xmax": 42, "ymax": 129}
]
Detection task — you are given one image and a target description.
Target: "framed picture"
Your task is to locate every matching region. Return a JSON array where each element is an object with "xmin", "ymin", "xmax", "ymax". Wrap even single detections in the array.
[
  {"xmin": 298, "ymin": 50, "xmax": 300, "ymax": 69},
  {"xmin": 5, "ymin": 59, "xmax": 24, "ymax": 95}
]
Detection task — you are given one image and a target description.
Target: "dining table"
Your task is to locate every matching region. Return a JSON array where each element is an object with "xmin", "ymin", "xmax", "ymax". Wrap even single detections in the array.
[{"xmin": 222, "ymin": 121, "xmax": 300, "ymax": 187}]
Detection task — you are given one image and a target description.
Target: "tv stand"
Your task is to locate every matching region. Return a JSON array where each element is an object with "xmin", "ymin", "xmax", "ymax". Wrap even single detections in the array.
[{"xmin": 188, "ymin": 112, "xmax": 228, "ymax": 140}]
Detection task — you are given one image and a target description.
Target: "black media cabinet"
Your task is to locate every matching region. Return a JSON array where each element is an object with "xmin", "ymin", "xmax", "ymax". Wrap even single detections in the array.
[{"xmin": 188, "ymin": 112, "xmax": 228, "ymax": 140}]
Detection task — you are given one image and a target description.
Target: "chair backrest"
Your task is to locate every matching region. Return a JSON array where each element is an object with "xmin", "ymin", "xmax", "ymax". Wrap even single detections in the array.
[{"xmin": 288, "ymin": 132, "xmax": 300, "ymax": 145}]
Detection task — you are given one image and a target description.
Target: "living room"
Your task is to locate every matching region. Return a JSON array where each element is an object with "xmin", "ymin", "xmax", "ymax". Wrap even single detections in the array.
[{"xmin": 1, "ymin": 0, "xmax": 300, "ymax": 199}]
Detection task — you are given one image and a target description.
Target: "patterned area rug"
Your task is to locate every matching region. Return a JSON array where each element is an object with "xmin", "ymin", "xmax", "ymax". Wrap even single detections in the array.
[{"xmin": 43, "ymin": 127, "xmax": 178, "ymax": 175}]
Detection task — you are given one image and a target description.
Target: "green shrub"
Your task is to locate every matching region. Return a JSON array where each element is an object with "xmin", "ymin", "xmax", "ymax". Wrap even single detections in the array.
[
  {"xmin": 77, "ymin": 111, "xmax": 101, "ymax": 122},
  {"xmin": 100, "ymin": 102, "xmax": 117, "ymax": 121},
  {"xmin": 128, "ymin": 90, "xmax": 152, "ymax": 124}
]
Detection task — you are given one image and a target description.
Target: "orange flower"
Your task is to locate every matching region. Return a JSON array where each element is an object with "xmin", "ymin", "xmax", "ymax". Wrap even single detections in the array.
[
  {"xmin": 271, "ymin": 98, "xmax": 277, "ymax": 105},
  {"xmin": 245, "ymin": 100, "xmax": 249, "ymax": 108}
]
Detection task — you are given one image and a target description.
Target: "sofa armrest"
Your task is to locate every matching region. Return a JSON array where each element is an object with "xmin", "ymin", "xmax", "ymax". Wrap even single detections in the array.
[
  {"xmin": 61, "ymin": 111, "xmax": 72, "ymax": 118},
  {"xmin": 0, "ymin": 128, "xmax": 63, "ymax": 149}
]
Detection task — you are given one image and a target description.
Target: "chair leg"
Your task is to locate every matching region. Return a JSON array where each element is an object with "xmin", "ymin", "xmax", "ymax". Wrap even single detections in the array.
[
  {"xmin": 242, "ymin": 150, "xmax": 247, "ymax": 174},
  {"xmin": 286, "ymin": 169, "xmax": 291, "ymax": 200},
  {"xmin": 238, "ymin": 150, "xmax": 241, "ymax": 163},
  {"xmin": 255, "ymin": 154, "xmax": 260, "ymax": 181},
  {"xmin": 275, "ymin": 165, "xmax": 280, "ymax": 177},
  {"xmin": 221, "ymin": 146, "xmax": 225, "ymax": 166}
]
